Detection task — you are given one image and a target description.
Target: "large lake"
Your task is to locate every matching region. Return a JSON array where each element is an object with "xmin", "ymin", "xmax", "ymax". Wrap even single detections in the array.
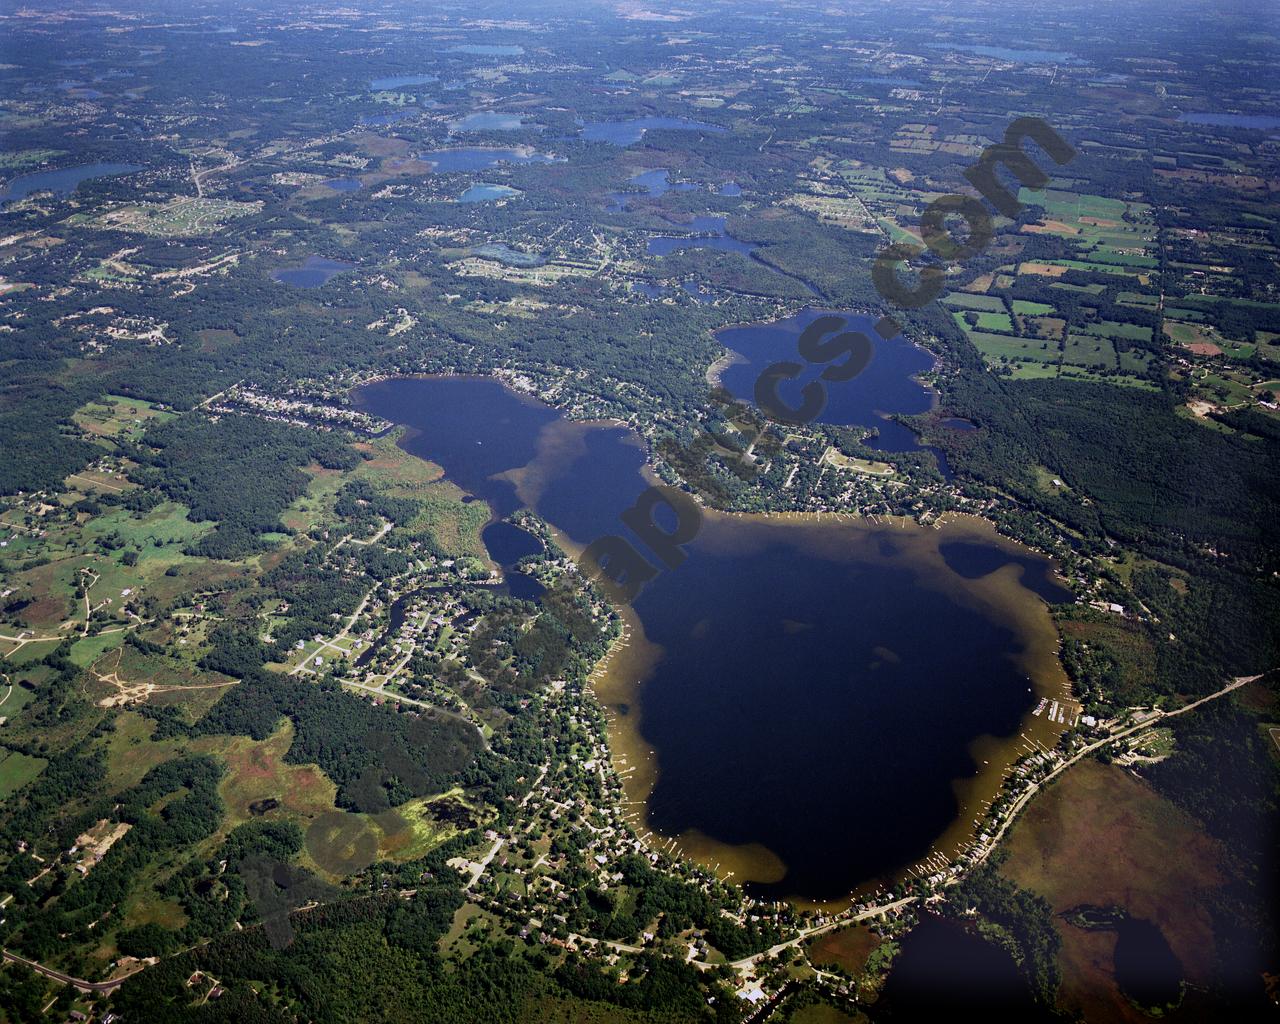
[{"xmin": 355, "ymin": 376, "xmax": 1075, "ymax": 902}]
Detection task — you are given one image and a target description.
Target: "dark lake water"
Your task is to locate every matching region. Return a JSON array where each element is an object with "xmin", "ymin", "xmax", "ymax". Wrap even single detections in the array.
[
  {"xmin": 354, "ymin": 376, "xmax": 1066, "ymax": 900},
  {"xmin": 482, "ymin": 521, "xmax": 546, "ymax": 601},
  {"xmin": 271, "ymin": 256, "xmax": 354, "ymax": 288},
  {"xmin": 418, "ymin": 148, "xmax": 561, "ymax": 172},
  {"xmin": 449, "ymin": 111, "xmax": 530, "ymax": 132},
  {"xmin": 580, "ymin": 116, "xmax": 727, "ymax": 146},
  {"xmin": 460, "ymin": 183, "xmax": 520, "ymax": 203},
  {"xmin": 609, "ymin": 168, "xmax": 697, "ymax": 211},
  {"xmin": 715, "ymin": 309, "xmax": 940, "ymax": 456},
  {"xmin": 648, "ymin": 215, "xmax": 754, "ymax": 257},
  {"xmin": 878, "ymin": 914, "xmax": 1051, "ymax": 1022},
  {"xmin": 1113, "ymin": 917, "xmax": 1183, "ymax": 1010},
  {"xmin": 369, "ymin": 74, "xmax": 437, "ymax": 90},
  {"xmin": 0, "ymin": 162, "xmax": 142, "ymax": 205},
  {"xmin": 323, "ymin": 177, "xmax": 362, "ymax": 192},
  {"xmin": 940, "ymin": 541, "xmax": 1073, "ymax": 604}
]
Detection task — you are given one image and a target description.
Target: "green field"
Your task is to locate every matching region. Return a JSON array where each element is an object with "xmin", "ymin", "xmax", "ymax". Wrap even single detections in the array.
[
  {"xmin": 0, "ymin": 748, "xmax": 47, "ymax": 799},
  {"xmin": 943, "ymin": 293, "xmax": 1007, "ymax": 312},
  {"xmin": 1082, "ymin": 320, "xmax": 1152, "ymax": 342},
  {"xmin": 73, "ymin": 395, "xmax": 175, "ymax": 441},
  {"xmin": 1011, "ymin": 300, "xmax": 1056, "ymax": 316},
  {"xmin": 1064, "ymin": 334, "xmax": 1118, "ymax": 369}
]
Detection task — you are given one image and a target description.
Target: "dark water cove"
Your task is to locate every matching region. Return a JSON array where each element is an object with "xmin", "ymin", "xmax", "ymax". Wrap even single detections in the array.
[
  {"xmin": 940, "ymin": 540, "xmax": 1073, "ymax": 603},
  {"xmin": 354, "ymin": 377, "xmax": 1064, "ymax": 901},
  {"xmin": 481, "ymin": 521, "xmax": 546, "ymax": 601},
  {"xmin": 0, "ymin": 161, "xmax": 142, "ymax": 206},
  {"xmin": 878, "ymin": 914, "xmax": 1053, "ymax": 1023},
  {"xmin": 715, "ymin": 309, "xmax": 945, "ymax": 461},
  {"xmin": 272, "ymin": 256, "xmax": 354, "ymax": 288}
]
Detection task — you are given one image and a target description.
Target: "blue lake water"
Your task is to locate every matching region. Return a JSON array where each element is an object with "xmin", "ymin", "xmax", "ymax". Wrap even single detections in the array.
[
  {"xmin": 1179, "ymin": 112, "xmax": 1280, "ymax": 129},
  {"xmin": 419, "ymin": 148, "xmax": 560, "ymax": 172},
  {"xmin": 481, "ymin": 521, "xmax": 545, "ymax": 601},
  {"xmin": 608, "ymin": 168, "xmax": 697, "ymax": 210},
  {"xmin": 581, "ymin": 116, "xmax": 727, "ymax": 146},
  {"xmin": 271, "ymin": 256, "xmax": 354, "ymax": 288},
  {"xmin": 370, "ymin": 74, "xmax": 437, "ymax": 90},
  {"xmin": 648, "ymin": 216, "xmax": 754, "ymax": 256},
  {"xmin": 718, "ymin": 181, "xmax": 742, "ymax": 196},
  {"xmin": 1, "ymin": 162, "xmax": 142, "ymax": 205},
  {"xmin": 716, "ymin": 308, "xmax": 939, "ymax": 457},
  {"xmin": 460, "ymin": 183, "xmax": 521, "ymax": 203},
  {"xmin": 631, "ymin": 282, "xmax": 667, "ymax": 298},
  {"xmin": 354, "ymin": 376, "xmax": 1069, "ymax": 901},
  {"xmin": 449, "ymin": 111, "xmax": 531, "ymax": 132}
]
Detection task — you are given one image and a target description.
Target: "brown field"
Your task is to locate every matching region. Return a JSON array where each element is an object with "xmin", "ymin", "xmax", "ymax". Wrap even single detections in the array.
[
  {"xmin": 1185, "ymin": 341, "xmax": 1222, "ymax": 356},
  {"xmin": 1025, "ymin": 316, "xmax": 1067, "ymax": 340},
  {"xmin": 1001, "ymin": 759, "xmax": 1225, "ymax": 1023},
  {"xmin": 962, "ymin": 273, "xmax": 994, "ymax": 293},
  {"xmin": 357, "ymin": 133, "xmax": 411, "ymax": 158},
  {"xmin": 1022, "ymin": 220, "xmax": 1081, "ymax": 235},
  {"xmin": 1019, "ymin": 262, "xmax": 1070, "ymax": 277},
  {"xmin": 808, "ymin": 923, "xmax": 881, "ymax": 975}
]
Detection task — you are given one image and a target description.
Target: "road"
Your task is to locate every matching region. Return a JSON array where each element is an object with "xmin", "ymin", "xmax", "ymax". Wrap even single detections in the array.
[
  {"xmin": 337, "ymin": 679, "xmax": 489, "ymax": 749},
  {"xmin": 970, "ymin": 673, "xmax": 1263, "ymax": 870},
  {"xmin": 1, "ymin": 950, "xmax": 146, "ymax": 994}
]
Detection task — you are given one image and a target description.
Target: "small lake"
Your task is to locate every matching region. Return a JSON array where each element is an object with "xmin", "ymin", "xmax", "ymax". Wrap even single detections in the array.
[
  {"xmin": 0, "ymin": 162, "xmax": 142, "ymax": 205},
  {"xmin": 460, "ymin": 183, "xmax": 521, "ymax": 203},
  {"xmin": 323, "ymin": 178, "xmax": 362, "ymax": 192},
  {"xmin": 354, "ymin": 376, "xmax": 1076, "ymax": 902},
  {"xmin": 271, "ymin": 256, "xmax": 354, "ymax": 288},
  {"xmin": 369, "ymin": 74, "xmax": 437, "ymax": 90},
  {"xmin": 1113, "ymin": 917, "xmax": 1183, "ymax": 1010},
  {"xmin": 418, "ymin": 148, "xmax": 561, "ymax": 172},
  {"xmin": 1178, "ymin": 112, "xmax": 1280, "ymax": 129},
  {"xmin": 580, "ymin": 116, "xmax": 727, "ymax": 146},
  {"xmin": 878, "ymin": 914, "xmax": 1053, "ymax": 1022},
  {"xmin": 648, "ymin": 215, "xmax": 754, "ymax": 256},
  {"xmin": 481, "ymin": 521, "xmax": 546, "ymax": 602},
  {"xmin": 609, "ymin": 168, "xmax": 697, "ymax": 211},
  {"xmin": 449, "ymin": 111, "xmax": 532, "ymax": 132},
  {"xmin": 715, "ymin": 308, "xmax": 939, "ymax": 456}
]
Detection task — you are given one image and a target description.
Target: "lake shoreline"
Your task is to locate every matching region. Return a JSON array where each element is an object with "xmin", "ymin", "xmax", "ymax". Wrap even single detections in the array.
[{"xmin": 352, "ymin": 372, "xmax": 1078, "ymax": 908}]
